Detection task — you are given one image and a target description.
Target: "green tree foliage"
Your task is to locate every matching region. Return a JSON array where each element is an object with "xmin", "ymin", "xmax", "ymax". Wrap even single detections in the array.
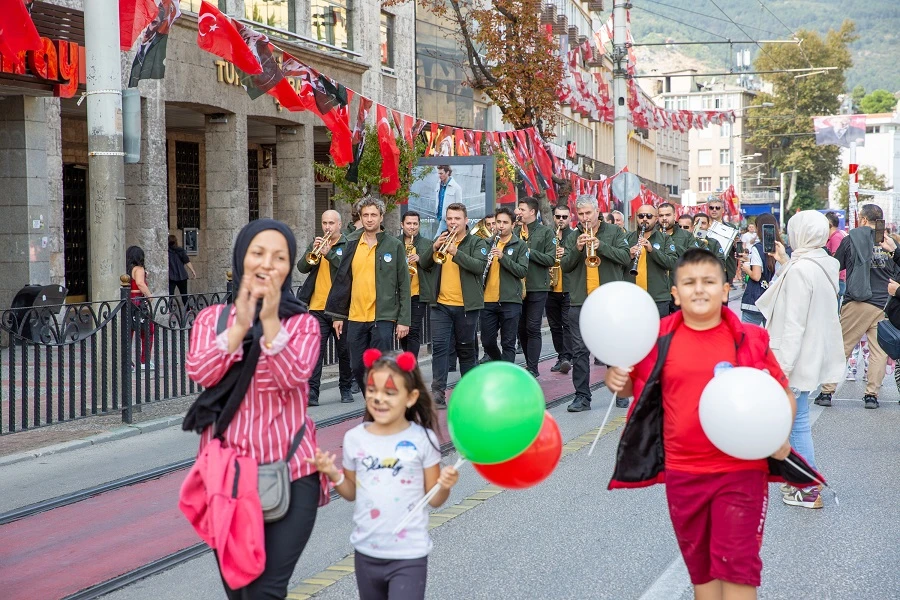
[
  {"xmin": 834, "ymin": 166, "xmax": 889, "ymax": 210},
  {"xmin": 859, "ymin": 89, "xmax": 898, "ymax": 114},
  {"xmin": 745, "ymin": 21, "xmax": 856, "ymax": 199},
  {"xmin": 851, "ymin": 85, "xmax": 866, "ymax": 113}
]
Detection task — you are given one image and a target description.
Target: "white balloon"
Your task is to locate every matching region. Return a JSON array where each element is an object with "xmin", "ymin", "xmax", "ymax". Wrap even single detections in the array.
[
  {"xmin": 699, "ymin": 367, "xmax": 792, "ymax": 460},
  {"xmin": 579, "ymin": 281, "xmax": 660, "ymax": 367}
]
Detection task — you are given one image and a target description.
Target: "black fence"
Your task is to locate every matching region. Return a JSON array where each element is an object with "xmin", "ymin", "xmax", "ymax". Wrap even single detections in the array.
[{"xmin": 0, "ymin": 279, "xmax": 433, "ymax": 435}]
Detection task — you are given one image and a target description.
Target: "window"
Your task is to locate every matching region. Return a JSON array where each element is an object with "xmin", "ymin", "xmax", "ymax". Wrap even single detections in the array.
[
  {"xmin": 175, "ymin": 142, "xmax": 200, "ymax": 230},
  {"xmin": 720, "ymin": 122, "xmax": 731, "ymax": 137},
  {"xmin": 698, "ymin": 177, "xmax": 712, "ymax": 192},
  {"xmin": 719, "ymin": 176, "xmax": 730, "ymax": 190},
  {"xmin": 245, "ymin": 0, "xmax": 294, "ymax": 31},
  {"xmin": 311, "ymin": 0, "xmax": 353, "ymax": 50},
  {"xmin": 380, "ymin": 12, "xmax": 394, "ymax": 69},
  {"xmin": 719, "ymin": 149, "xmax": 730, "ymax": 165},
  {"xmin": 698, "ymin": 149, "xmax": 712, "ymax": 166}
]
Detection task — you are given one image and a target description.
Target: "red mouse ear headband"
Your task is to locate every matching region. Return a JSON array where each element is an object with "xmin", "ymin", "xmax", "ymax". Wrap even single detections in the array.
[{"xmin": 362, "ymin": 348, "xmax": 418, "ymax": 372}]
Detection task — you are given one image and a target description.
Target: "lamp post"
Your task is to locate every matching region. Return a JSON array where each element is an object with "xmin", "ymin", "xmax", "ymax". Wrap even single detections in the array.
[
  {"xmin": 779, "ymin": 169, "xmax": 799, "ymax": 226},
  {"xmin": 729, "ymin": 102, "xmax": 774, "ymax": 199}
]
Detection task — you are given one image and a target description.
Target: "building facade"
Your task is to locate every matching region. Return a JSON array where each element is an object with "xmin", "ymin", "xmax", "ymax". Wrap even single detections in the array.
[{"xmin": 0, "ymin": 0, "xmax": 414, "ymax": 307}]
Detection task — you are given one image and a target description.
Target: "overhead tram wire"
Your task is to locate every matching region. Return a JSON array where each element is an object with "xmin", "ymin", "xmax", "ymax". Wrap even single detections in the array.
[
  {"xmin": 752, "ymin": 0, "xmax": 816, "ymax": 70},
  {"xmin": 631, "ymin": 5, "xmax": 731, "ymax": 42},
  {"xmin": 638, "ymin": 0, "xmax": 783, "ymax": 37},
  {"xmin": 705, "ymin": 0, "xmax": 790, "ymax": 72}
]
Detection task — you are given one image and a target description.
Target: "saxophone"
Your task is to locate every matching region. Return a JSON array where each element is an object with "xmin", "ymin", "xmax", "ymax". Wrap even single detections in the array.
[
  {"xmin": 482, "ymin": 234, "xmax": 501, "ymax": 287},
  {"xmin": 549, "ymin": 223, "xmax": 563, "ymax": 288}
]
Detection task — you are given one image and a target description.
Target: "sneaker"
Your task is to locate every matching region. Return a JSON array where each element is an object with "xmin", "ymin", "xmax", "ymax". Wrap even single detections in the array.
[
  {"xmin": 350, "ymin": 380, "xmax": 361, "ymax": 395},
  {"xmin": 780, "ymin": 483, "xmax": 795, "ymax": 496},
  {"xmin": 526, "ymin": 368, "xmax": 540, "ymax": 378},
  {"xmin": 308, "ymin": 396, "xmax": 319, "ymax": 407},
  {"xmin": 550, "ymin": 360, "xmax": 563, "ymax": 373},
  {"xmin": 340, "ymin": 391, "xmax": 354, "ymax": 404},
  {"xmin": 864, "ymin": 394, "xmax": 879, "ymax": 409},
  {"xmin": 615, "ymin": 397, "xmax": 630, "ymax": 409},
  {"xmin": 813, "ymin": 392, "xmax": 832, "ymax": 407},
  {"xmin": 558, "ymin": 360, "xmax": 571, "ymax": 375},
  {"xmin": 782, "ymin": 487, "xmax": 823, "ymax": 509},
  {"xmin": 567, "ymin": 397, "xmax": 591, "ymax": 412}
]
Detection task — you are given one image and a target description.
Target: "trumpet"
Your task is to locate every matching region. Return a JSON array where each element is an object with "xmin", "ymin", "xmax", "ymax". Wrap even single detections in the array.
[
  {"xmin": 305, "ymin": 229, "xmax": 332, "ymax": 265},
  {"xmin": 405, "ymin": 235, "xmax": 417, "ymax": 276},
  {"xmin": 433, "ymin": 225, "xmax": 459, "ymax": 264},
  {"xmin": 584, "ymin": 224, "xmax": 601, "ymax": 268},
  {"xmin": 629, "ymin": 224, "xmax": 648, "ymax": 276},
  {"xmin": 549, "ymin": 223, "xmax": 563, "ymax": 288},
  {"xmin": 482, "ymin": 234, "xmax": 501, "ymax": 287}
]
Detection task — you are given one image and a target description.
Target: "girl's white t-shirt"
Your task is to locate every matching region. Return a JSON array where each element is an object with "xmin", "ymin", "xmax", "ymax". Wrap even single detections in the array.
[{"xmin": 342, "ymin": 422, "xmax": 441, "ymax": 559}]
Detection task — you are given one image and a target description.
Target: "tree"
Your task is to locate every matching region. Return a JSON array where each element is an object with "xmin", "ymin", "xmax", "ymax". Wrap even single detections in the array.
[
  {"xmin": 850, "ymin": 84, "xmax": 866, "ymax": 113},
  {"xmin": 834, "ymin": 165, "xmax": 889, "ymax": 210},
  {"xmin": 746, "ymin": 21, "xmax": 857, "ymax": 198},
  {"xmin": 859, "ymin": 89, "xmax": 898, "ymax": 114}
]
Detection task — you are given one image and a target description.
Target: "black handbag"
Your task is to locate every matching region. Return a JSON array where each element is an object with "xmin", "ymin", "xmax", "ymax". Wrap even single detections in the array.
[{"xmin": 877, "ymin": 319, "xmax": 900, "ymax": 360}]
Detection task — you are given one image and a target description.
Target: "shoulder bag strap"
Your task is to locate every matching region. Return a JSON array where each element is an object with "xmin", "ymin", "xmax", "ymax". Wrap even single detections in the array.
[
  {"xmin": 216, "ymin": 303, "xmax": 231, "ymax": 335},
  {"xmin": 285, "ymin": 421, "xmax": 307, "ymax": 462}
]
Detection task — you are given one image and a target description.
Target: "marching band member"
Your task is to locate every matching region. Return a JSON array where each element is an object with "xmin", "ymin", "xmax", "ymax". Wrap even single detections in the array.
[
  {"xmin": 659, "ymin": 203, "xmax": 700, "ymax": 313},
  {"xmin": 297, "ymin": 210, "xmax": 354, "ymax": 405},
  {"xmin": 481, "ymin": 207, "xmax": 529, "ymax": 363},
  {"xmin": 399, "ymin": 211, "xmax": 434, "ymax": 358},
  {"xmin": 418, "ymin": 202, "xmax": 489, "ymax": 407},
  {"xmin": 707, "ymin": 199, "xmax": 740, "ymax": 285},
  {"xmin": 326, "ymin": 197, "xmax": 411, "ymax": 392},
  {"xmin": 514, "ymin": 197, "xmax": 556, "ymax": 378},
  {"xmin": 626, "ymin": 204, "xmax": 678, "ymax": 318},
  {"xmin": 547, "ymin": 204, "xmax": 577, "ymax": 374},
  {"xmin": 562, "ymin": 197, "xmax": 631, "ymax": 412},
  {"xmin": 692, "ymin": 213, "xmax": 727, "ymax": 269}
]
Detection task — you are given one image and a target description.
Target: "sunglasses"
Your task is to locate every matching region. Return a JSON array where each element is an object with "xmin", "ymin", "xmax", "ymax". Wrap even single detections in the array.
[
  {"xmin": 708, "ymin": 206, "xmax": 723, "ymax": 211},
  {"xmin": 554, "ymin": 215, "xmax": 569, "ymax": 219},
  {"xmin": 680, "ymin": 224, "xmax": 693, "ymax": 230},
  {"xmin": 636, "ymin": 213, "xmax": 655, "ymax": 219}
]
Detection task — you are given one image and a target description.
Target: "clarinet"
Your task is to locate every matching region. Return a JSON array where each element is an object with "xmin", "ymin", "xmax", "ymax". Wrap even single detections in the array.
[
  {"xmin": 482, "ymin": 234, "xmax": 501, "ymax": 287},
  {"xmin": 629, "ymin": 224, "xmax": 648, "ymax": 276}
]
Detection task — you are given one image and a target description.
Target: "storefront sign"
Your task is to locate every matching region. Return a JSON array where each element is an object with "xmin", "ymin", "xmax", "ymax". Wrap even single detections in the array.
[{"xmin": 0, "ymin": 37, "xmax": 86, "ymax": 99}]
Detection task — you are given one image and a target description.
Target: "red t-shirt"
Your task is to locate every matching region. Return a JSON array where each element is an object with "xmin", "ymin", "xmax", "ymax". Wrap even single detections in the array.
[{"xmin": 659, "ymin": 320, "xmax": 787, "ymax": 474}]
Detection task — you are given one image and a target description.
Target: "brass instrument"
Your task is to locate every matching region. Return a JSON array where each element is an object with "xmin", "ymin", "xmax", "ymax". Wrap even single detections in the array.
[
  {"xmin": 584, "ymin": 224, "xmax": 601, "ymax": 268},
  {"xmin": 629, "ymin": 224, "xmax": 648, "ymax": 276},
  {"xmin": 405, "ymin": 235, "xmax": 417, "ymax": 276},
  {"xmin": 433, "ymin": 225, "xmax": 459, "ymax": 264},
  {"xmin": 471, "ymin": 218, "xmax": 492, "ymax": 240},
  {"xmin": 305, "ymin": 230, "xmax": 332, "ymax": 265},
  {"xmin": 482, "ymin": 234, "xmax": 501, "ymax": 287},
  {"xmin": 549, "ymin": 223, "xmax": 563, "ymax": 288},
  {"xmin": 517, "ymin": 216, "xmax": 528, "ymax": 298}
]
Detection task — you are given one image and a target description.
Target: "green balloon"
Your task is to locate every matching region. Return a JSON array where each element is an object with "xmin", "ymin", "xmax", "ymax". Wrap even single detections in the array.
[{"xmin": 448, "ymin": 362, "xmax": 546, "ymax": 464}]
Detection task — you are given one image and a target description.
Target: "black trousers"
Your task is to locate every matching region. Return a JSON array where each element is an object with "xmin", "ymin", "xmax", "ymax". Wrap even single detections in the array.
[
  {"xmin": 347, "ymin": 320, "xmax": 396, "ymax": 391},
  {"xmin": 545, "ymin": 291, "xmax": 572, "ymax": 362},
  {"xmin": 355, "ymin": 553, "xmax": 428, "ymax": 600},
  {"xmin": 309, "ymin": 310, "xmax": 353, "ymax": 399},
  {"xmin": 400, "ymin": 297, "xmax": 427, "ymax": 358},
  {"xmin": 222, "ymin": 474, "xmax": 319, "ymax": 600},
  {"xmin": 517, "ymin": 291, "xmax": 548, "ymax": 373},
  {"xmin": 481, "ymin": 302, "xmax": 522, "ymax": 362},
  {"xmin": 169, "ymin": 278, "xmax": 188, "ymax": 296},
  {"xmin": 430, "ymin": 304, "xmax": 480, "ymax": 397},
  {"xmin": 656, "ymin": 300, "xmax": 671, "ymax": 319},
  {"xmin": 568, "ymin": 305, "xmax": 592, "ymax": 400}
]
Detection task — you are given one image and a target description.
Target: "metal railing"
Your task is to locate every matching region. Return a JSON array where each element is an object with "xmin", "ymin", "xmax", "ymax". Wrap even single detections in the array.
[{"xmin": 0, "ymin": 275, "xmax": 433, "ymax": 434}]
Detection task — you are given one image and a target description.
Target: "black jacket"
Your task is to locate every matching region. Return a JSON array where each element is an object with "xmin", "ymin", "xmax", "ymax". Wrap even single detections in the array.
[{"xmin": 296, "ymin": 235, "xmax": 348, "ymax": 305}]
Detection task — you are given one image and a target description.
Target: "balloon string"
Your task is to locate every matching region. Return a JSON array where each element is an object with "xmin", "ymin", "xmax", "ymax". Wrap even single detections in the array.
[
  {"xmin": 391, "ymin": 457, "xmax": 466, "ymax": 535},
  {"xmin": 588, "ymin": 390, "xmax": 618, "ymax": 456},
  {"xmin": 782, "ymin": 456, "xmax": 839, "ymax": 507}
]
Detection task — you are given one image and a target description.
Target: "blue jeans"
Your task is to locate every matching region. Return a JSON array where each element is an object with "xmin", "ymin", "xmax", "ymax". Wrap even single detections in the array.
[
  {"xmin": 789, "ymin": 390, "xmax": 817, "ymax": 471},
  {"xmin": 741, "ymin": 309, "xmax": 766, "ymax": 327},
  {"xmin": 838, "ymin": 279, "xmax": 846, "ymax": 312}
]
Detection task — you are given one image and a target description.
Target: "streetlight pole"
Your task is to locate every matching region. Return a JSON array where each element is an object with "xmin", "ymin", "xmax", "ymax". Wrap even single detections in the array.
[
  {"xmin": 729, "ymin": 102, "xmax": 773, "ymax": 200},
  {"xmin": 779, "ymin": 169, "xmax": 799, "ymax": 226}
]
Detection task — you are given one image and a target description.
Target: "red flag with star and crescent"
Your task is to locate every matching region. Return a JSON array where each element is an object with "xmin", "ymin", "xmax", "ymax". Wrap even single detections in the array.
[
  {"xmin": 0, "ymin": 0, "xmax": 42, "ymax": 59},
  {"xmin": 377, "ymin": 104, "xmax": 401, "ymax": 196},
  {"xmin": 196, "ymin": 1, "xmax": 262, "ymax": 75}
]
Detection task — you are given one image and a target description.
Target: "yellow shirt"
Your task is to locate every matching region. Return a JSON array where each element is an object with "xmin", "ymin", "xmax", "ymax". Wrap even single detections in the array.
[
  {"xmin": 438, "ymin": 254, "xmax": 465, "ymax": 306},
  {"xmin": 410, "ymin": 269, "xmax": 419, "ymax": 297},
  {"xmin": 586, "ymin": 265, "xmax": 600, "ymax": 296},
  {"xmin": 484, "ymin": 240, "xmax": 507, "ymax": 303},
  {"xmin": 349, "ymin": 239, "xmax": 377, "ymax": 322},
  {"xmin": 308, "ymin": 256, "xmax": 332, "ymax": 311},
  {"xmin": 635, "ymin": 249, "xmax": 648, "ymax": 291}
]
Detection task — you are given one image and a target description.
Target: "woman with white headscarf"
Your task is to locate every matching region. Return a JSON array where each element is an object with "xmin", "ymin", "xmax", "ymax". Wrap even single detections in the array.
[{"xmin": 756, "ymin": 210, "xmax": 845, "ymax": 509}]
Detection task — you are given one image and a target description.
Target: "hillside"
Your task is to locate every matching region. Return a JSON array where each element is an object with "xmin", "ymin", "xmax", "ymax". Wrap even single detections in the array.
[{"xmin": 616, "ymin": 0, "xmax": 900, "ymax": 93}]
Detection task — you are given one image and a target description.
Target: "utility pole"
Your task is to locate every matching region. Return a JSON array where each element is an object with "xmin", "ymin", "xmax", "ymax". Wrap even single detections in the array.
[
  {"xmin": 612, "ymin": 0, "xmax": 630, "ymax": 222},
  {"xmin": 84, "ymin": 0, "xmax": 126, "ymax": 302}
]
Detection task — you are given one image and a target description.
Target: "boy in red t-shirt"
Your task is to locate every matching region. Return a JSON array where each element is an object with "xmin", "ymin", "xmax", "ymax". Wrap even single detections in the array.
[{"xmin": 606, "ymin": 248, "xmax": 796, "ymax": 600}]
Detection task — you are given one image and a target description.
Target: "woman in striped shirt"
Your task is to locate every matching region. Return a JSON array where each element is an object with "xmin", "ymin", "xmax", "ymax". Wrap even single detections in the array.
[{"xmin": 184, "ymin": 219, "xmax": 328, "ymax": 600}]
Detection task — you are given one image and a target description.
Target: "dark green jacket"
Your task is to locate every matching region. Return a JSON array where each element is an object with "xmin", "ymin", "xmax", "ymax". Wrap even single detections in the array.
[
  {"xmin": 698, "ymin": 234, "xmax": 726, "ymax": 266},
  {"xmin": 484, "ymin": 235, "xmax": 529, "ymax": 304},
  {"xmin": 717, "ymin": 220, "xmax": 739, "ymax": 281},
  {"xmin": 296, "ymin": 234, "xmax": 348, "ymax": 306},
  {"xmin": 325, "ymin": 231, "xmax": 411, "ymax": 326},
  {"xmin": 661, "ymin": 226, "xmax": 696, "ymax": 258},
  {"xmin": 554, "ymin": 227, "xmax": 578, "ymax": 293},
  {"xmin": 515, "ymin": 221, "xmax": 556, "ymax": 292},
  {"xmin": 561, "ymin": 221, "xmax": 631, "ymax": 306},
  {"xmin": 624, "ymin": 229, "xmax": 678, "ymax": 302},
  {"xmin": 399, "ymin": 233, "xmax": 435, "ymax": 301},
  {"xmin": 419, "ymin": 227, "xmax": 489, "ymax": 311}
]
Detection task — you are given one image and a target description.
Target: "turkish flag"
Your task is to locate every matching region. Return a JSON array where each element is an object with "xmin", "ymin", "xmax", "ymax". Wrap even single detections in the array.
[
  {"xmin": 377, "ymin": 104, "xmax": 401, "ymax": 196},
  {"xmin": 0, "ymin": 0, "xmax": 42, "ymax": 59},
  {"xmin": 119, "ymin": 0, "xmax": 158, "ymax": 50},
  {"xmin": 196, "ymin": 1, "xmax": 262, "ymax": 75}
]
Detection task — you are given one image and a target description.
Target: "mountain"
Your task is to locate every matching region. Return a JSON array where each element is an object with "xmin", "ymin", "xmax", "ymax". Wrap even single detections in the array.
[{"xmin": 615, "ymin": 0, "xmax": 900, "ymax": 93}]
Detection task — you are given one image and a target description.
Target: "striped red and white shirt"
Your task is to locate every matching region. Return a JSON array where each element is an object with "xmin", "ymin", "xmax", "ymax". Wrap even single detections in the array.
[{"xmin": 186, "ymin": 304, "xmax": 329, "ymax": 505}]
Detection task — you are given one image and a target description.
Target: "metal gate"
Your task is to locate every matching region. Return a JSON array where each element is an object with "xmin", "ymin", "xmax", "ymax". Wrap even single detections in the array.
[{"xmin": 62, "ymin": 164, "xmax": 88, "ymax": 299}]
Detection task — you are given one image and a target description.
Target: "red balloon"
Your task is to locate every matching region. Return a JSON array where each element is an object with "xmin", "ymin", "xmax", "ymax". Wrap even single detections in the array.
[{"xmin": 472, "ymin": 412, "xmax": 562, "ymax": 489}]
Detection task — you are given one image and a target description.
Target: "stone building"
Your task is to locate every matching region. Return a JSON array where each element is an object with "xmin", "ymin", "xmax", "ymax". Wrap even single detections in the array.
[{"xmin": 0, "ymin": 0, "xmax": 414, "ymax": 306}]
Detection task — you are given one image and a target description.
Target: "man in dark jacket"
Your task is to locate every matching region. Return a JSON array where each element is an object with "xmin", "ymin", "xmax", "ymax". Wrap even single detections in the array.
[
  {"xmin": 515, "ymin": 196, "xmax": 556, "ymax": 377},
  {"xmin": 626, "ymin": 204, "xmax": 678, "ymax": 317},
  {"xmin": 325, "ymin": 197, "xmax": 411, "ymax": 392},
  {"xmin": 661, "ymin": 204, "xmax": 699, "ymax": 312},
  {"xmin": 815, "ymin": 203, "xmax": 900, "ymax": 409},
  {"xmin": 481, "ymin": 207, "xmax": 529, "ymax": 362},
  {"xmin": 561, "ymin": 197, "xmax": 631, "ymax": 412},
  {"xmin": 297, "ymin": 210, "xmax": 354, "ymax": 405},
  {"xmin": 693, "ymin": 213, "xmax": 726, "ymax": 268},
  {"xmin": 419, "ymin": 202, "xmax": 488, "ymax": 406},
  {"xmin": 546, "ymin": 204, "xmax": 577, "ymax": 374},
  {"xmin": 399, "ymin": 210, "xmax": 434, "ymax": 358}
]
